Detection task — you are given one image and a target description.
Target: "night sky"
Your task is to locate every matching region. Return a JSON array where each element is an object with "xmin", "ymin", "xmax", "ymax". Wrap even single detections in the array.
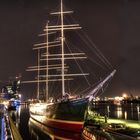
[{"xmin": 0, "ymin": 0, "xmax": 140, "ymax": 99}]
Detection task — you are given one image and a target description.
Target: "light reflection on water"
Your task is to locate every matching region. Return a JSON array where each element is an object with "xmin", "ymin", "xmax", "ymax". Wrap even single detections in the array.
[
  {"xmin": 137, "ymin": 105, "xmax": 140, "ymax": 121},
  {"xmin": 124, "ymin": 111, "xmax": 127, "ymax": 120},
  {"xmin": 92, "ymin": 102, "xmax": 140, "ymax": 121},
  {"xmin": 9, "ymin": 106, "xmax": 21, "ymax": 128},
  {"xmin": 28, "ymin": 119, "xmax": 82, "ymax": 140},
  {"xmin": 116, "ymin": 105, "xmax": 122, "ymax": 119},
  {"xmin": 9, "ymin": 103, "xmax": 140, "ymax": 140},
  {"xmin": 28, "ymin": 120, "xmax": 52, "ymax": 140}
]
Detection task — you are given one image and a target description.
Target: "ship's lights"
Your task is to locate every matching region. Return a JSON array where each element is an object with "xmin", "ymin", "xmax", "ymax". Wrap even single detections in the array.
[{"xmin": 30, "ymin": 103, "xmax": 46, "ymax": 115}]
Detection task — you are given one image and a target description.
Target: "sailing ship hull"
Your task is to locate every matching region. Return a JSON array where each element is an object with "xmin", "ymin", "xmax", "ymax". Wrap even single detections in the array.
[{"xmin": 29, "ymin": 98, "xmax": 89, "ymax": 132}]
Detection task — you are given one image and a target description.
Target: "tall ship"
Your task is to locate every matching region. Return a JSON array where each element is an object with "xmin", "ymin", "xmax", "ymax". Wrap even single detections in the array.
[{"xmin": 23, "ymin": 0, "xmax": 116, "ymax": 132}]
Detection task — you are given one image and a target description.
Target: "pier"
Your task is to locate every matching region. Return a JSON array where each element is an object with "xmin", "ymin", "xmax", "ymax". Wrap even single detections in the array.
[{"xmin": 0, "ymin": 104, "xmax": 22, "ymax": 140}]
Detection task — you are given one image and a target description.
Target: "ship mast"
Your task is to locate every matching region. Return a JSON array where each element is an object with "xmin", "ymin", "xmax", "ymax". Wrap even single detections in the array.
[
  {"xmin": 37, "ymin": 49, "xmax": 40, "ymax": 100},
  {"xmin": 46, "ymin": 21, "xmax": 49, "ymax": 102},
  {"xmin": 60, "ymin": 0, "xmax": 65, "ymax": 97}
]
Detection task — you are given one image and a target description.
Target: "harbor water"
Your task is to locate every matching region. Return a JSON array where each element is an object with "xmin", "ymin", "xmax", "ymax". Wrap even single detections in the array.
[{"xmin": 8, "ymin": 102, "xmax": 140, "ymax": 140}]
